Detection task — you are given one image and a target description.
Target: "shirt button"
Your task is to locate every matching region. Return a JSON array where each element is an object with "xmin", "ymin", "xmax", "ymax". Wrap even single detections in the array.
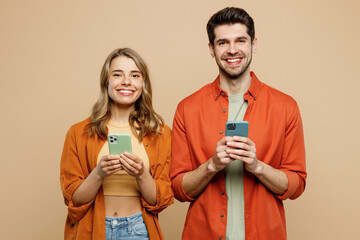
[
  {"xmin": 221, "ymin": 214, "xmax": 224, "ymax": 217},
  {"xmin": 222, "ymin": 109, "xmax": 226, "ymax": 113},
  {"xmin": 60, "ymin": 178, "xmax": 64, "ymax": 182},
  {"xmin": 145, "ymin": 143, "xmax": 149, "ymax": 147},
  {"xmin": 222, "ymin": 92, "xmax": 225, "ymax": 96},
  {"xmin": 152, "ymin": 165, "xmax": 155, "ymax": 169},
  {"xmin": 221, "ymin": 191, "xmax": 224, "ymax": 195},
  {"xmin": 220, "ymin": 131, "xmax": 223, "ymax": 134},
  {"xmin": 219, "ymin": 237, "xmax": 222, "ymax": 240},
  {"xmin": 216, "ymin": 94, "xmax": 218, "ymax": 98}
]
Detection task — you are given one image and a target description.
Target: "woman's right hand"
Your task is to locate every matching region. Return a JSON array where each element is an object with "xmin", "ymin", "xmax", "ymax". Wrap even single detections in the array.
[
  {"xmin": 95, "ymin": 155, "xmax": 122, "ymax": 179},
  {"xmin": 72, "ymin": 154, "xmax": 121, "ymax": 207}
]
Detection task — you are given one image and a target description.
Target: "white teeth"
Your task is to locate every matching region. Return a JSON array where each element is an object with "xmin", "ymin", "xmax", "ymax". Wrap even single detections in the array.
[
  {"xmin": 227, "ymin": 58, "xmax": 241, "ymax": 63},
  {"xmin": 118, "ymin": 90, "xmax": 133, "ymax": 94}
]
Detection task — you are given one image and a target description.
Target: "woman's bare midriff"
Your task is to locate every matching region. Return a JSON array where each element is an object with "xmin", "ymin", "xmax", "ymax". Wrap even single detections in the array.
[{"xmin": 104, "ymin": 195, "xmax": 142, "ymax": 217}]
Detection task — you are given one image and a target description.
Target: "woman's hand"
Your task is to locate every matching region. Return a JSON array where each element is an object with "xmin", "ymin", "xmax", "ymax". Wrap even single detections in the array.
[
  {"xmin": 120, "ymin": 152, "xmax": 157, "ymax": 205},
  {"xmin": 72, "ymin": 154, "xmax": 121, "ymax": 207},
  {"xmin": 119, "ymin": 152, "xmax": 145, "ymax": 178},
  {"xmin": 95, "ymin": 154, "xmax": 122, "ymax": 179}
]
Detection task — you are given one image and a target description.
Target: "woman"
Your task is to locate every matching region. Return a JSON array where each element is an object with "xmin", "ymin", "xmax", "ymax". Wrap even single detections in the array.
[{"xmin": 60, "ymin": 48, "xmax": 173, "ymax": 240}]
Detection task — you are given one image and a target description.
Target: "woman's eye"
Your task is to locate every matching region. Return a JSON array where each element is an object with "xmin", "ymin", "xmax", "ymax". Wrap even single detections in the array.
[{"xmin": 132, "ymin": 74, "xmax": 140, "ymax": 78}]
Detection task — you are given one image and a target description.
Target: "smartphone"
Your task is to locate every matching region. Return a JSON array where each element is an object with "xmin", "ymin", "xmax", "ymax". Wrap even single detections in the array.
[
  {"xmin": 225, "ymin": 121, "xmax": 249, "ymax": 137},
  {"xmin": 108, "ymin": 133, "xmax": 132, "ymax": 155}
]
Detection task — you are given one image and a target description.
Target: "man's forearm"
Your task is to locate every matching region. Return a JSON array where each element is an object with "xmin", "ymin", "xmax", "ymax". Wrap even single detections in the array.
[
  {"xmin": 182, "ymin": 157, "xmax": 219, "ymax": 198},
  {"xmin": 251, "ymin": 160, "xmax": 288, "ymax": 195}
]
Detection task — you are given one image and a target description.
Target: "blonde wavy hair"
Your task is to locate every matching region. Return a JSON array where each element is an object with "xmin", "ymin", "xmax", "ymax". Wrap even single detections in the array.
[{"xmin": 86, "ymin": 48, "xmax": 164, "ymax": 142}]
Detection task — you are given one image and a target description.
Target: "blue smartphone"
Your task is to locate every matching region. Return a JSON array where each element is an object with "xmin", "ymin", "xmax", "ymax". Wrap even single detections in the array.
[
  {"xmin": 225, "ymin": 121, "xmax": 249, "ymax": 137},
  {"xmin": 108, "ymin": 133, "xmax": 132, "ymax": 155}
]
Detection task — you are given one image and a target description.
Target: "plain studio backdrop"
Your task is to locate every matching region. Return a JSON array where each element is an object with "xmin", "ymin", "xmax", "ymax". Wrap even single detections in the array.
[{"xmin": 1, "ymin": 0, "xmax": 359, "ymax": 239}]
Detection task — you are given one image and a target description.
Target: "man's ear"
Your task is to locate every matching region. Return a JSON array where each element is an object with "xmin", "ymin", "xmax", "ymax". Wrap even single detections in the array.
[
  {"xmin": 252, "ymin": 37, "xmax": 258, "ymax": 54},
  {"xmin": 208, "ymin": 43, "xmax": 215, "ymax": 58}
]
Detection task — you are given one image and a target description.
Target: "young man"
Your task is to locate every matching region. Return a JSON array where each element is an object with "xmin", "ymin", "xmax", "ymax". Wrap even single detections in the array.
[{"xmin": 170, "ymin": 7, "xmax": 307, "ymax": 240}]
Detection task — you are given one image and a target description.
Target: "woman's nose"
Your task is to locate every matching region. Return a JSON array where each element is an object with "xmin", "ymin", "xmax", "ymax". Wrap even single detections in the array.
[{"xmin": 121, "ymin": 76, "xmax": 131, "ymax": 85}]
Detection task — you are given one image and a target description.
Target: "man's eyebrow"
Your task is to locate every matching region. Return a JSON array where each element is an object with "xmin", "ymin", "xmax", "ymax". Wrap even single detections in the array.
[
  {"xmin": 216, "ymin": 38, "xmax": 228, "ymax": 43},
  {"xmin": 216, "ymin": 36, "xmax": 249, "ymax": 43},
  {"xmin": 237, "ymin": 36, "xmax": 248, "ymax": 39}
]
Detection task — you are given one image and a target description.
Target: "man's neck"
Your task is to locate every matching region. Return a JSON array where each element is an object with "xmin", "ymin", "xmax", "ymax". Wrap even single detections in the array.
[{"xmin": 219, "ymin": 70, "xmax": 252, "ymax": 95}]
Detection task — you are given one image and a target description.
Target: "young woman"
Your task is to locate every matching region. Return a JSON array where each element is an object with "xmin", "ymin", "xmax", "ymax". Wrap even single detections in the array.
[{"xmin": 60, "ymin": 48, "xmax": 173, "ymax": 240}]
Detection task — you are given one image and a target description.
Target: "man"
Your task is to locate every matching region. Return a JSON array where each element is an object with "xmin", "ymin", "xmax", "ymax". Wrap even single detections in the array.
[{"xmin": 170, "ymin": 7, "xmax": 307, "ymax": 240}]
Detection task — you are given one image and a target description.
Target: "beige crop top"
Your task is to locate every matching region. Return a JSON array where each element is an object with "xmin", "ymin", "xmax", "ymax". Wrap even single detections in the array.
[{"xmin": 97, "ymin": 120, "xmax": 149, "ymax": 196}]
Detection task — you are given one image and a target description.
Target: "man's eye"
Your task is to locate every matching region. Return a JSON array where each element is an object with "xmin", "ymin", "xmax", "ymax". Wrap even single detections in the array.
[{"xmin": 218, "ymin": 42, "xmax": 226, "ymax": 46}]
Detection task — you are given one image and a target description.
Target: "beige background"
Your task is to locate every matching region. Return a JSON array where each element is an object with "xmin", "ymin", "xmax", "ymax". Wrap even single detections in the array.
[{"xmin": 1, "ymin": 0, "xmax": 359, "ymax": 239}]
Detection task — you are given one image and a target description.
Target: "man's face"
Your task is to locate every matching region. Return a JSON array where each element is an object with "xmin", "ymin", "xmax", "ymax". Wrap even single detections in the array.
[{"xmin": 209, "ymin": 23, "xmax": 257, "ymax": 79}]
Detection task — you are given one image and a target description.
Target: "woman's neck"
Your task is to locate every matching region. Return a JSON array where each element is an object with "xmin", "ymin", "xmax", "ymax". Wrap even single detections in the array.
[{"xmin": 110, "ymin": 104, "xmax": 135, "ymax": 124}]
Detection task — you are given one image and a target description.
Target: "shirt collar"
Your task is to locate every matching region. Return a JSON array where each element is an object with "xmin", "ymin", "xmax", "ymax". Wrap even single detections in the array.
[
  {"xmin": 211, "ymin": 71, "xmax": 262, "ymax": 101},
  {"xmin": 211, "ymin": 75, "xmax": 226, "ymax": 100}
]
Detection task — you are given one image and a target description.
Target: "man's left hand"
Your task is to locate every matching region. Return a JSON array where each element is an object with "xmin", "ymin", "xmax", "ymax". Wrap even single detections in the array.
[{"xmin": 225, "ymin": 136, "xmax": 262, "ymax": 174}]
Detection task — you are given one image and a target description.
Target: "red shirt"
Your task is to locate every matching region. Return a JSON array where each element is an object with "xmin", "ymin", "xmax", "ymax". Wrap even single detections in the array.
[{"xmin": 170, "ymin": 72, "xmax": 306, "ymax": 240}]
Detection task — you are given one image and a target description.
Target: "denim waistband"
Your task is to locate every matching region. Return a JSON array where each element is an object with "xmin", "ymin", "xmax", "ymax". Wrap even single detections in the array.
[{"xmin": 105, "ymin": 212, "xmax": 143, "ymax": 223}]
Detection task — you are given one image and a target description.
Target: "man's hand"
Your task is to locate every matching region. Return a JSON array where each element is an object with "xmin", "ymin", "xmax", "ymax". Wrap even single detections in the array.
[
  {"xmin": 225, "ymin": 136, "xmax": 262, "ymax": 174},
  {"xmin": 225, "ymin": 136, "xmax": 288, "ymax": 194},
  {"xmin": 208, "ymin": 137, "xmax": 233, "ymax": 172}
]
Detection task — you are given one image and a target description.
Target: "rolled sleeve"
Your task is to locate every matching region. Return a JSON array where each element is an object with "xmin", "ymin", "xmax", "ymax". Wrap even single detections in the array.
[
  {"xmin": 60, "ymin": 126, "xmax": 93, "ymax": 223},
  {"xmin": 276, "ymin": 170, "xmax": 304, "ymax": 200},
  {"xmin": 171, "ymin": 172, "xmax": 196, "ymax": 202},
  {"xmin": 141, "ymin": 126, "xmax": 174, "ymax": 214},
  {"xmin": 170, "ymin": 102, "xmax": 197, "ymax": 202},
  {"xmin": 276, "ymin": 101, "xmax": 307, "ymax": 200}
]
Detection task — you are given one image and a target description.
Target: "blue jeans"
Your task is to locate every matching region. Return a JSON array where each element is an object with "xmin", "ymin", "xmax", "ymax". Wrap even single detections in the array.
[{"xmin": 105, "ymin": 212, "xmax": 149, "ymax": 240}]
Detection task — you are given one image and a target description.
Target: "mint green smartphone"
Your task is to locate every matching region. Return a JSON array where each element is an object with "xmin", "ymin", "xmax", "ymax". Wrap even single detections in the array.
[
  {"xmin": 108, "ymin": 133, "xmax": 132, "ymax": 155},
  {"xmin": 225, "ymin": 121, "xmax": 249, "ymax": 137}
]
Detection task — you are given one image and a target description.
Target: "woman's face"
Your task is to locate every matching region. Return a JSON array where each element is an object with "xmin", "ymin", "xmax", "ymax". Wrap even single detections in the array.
[{"xmin": 108, "ymin": 56, "xmax": 144, "ymax": 109}]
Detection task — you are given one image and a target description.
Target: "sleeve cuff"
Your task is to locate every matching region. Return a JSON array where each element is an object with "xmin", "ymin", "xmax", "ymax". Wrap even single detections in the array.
[
  {"xmin": 140, "ymin": 183, "xmax": 174, "ymax": 214},
  {"xmin": 171, "ymin": 173, "xmax": 196, "ymax": 202},
  {"xmin": 67, "ymin": 199, "xmax": 94, "ymax": 223},
  {"xmin": 276, "ymin": 170, "xmax": 299, "ymax": 200}
]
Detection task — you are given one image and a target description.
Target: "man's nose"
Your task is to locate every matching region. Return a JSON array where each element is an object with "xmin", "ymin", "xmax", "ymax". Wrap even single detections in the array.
[{"xmin": 228, "ymin": 43, "xmax": 238, "ymax": 55}]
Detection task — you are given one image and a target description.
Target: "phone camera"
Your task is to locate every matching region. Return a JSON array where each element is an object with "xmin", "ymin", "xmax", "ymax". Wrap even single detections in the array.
[
  {"xmin": 227, "ymin": 123, "xmax": 236, "ymax": 130},
  {"xmin": 109, "ymin": 136, "xmax": 118, "ymax": 143}
]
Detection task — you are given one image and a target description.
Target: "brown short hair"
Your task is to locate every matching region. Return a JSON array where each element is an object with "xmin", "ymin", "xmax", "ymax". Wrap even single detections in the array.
[{"xmin": 207, "ymin": 7, "xmax": 255, "ymax": 45}]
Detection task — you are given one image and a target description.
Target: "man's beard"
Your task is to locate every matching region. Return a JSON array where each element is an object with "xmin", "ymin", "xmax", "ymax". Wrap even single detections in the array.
[{"xmin": 218, "ymin": 54, "xmax": 252, "ymax": 80}]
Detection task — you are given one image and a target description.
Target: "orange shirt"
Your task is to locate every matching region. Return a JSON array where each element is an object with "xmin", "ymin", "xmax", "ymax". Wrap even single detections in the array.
[
  {"xmin": 170, "ymin": 72, "xmax": 306, "ymax": 240},
  {"xmin": 60, "ymin": 118, "xmax": 173, "ymax": 240}
]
